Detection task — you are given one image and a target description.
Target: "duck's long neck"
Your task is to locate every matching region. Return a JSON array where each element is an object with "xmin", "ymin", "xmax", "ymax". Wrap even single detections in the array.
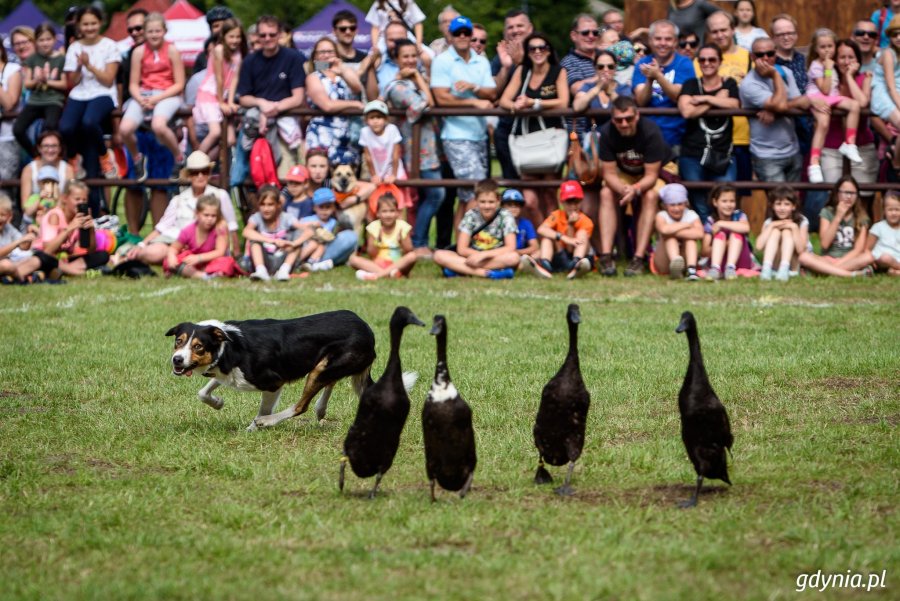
[
  {"xmin": 686, "ymin": 327, "xmax": 709, "ymax": 383},
  {"xmin": 386, "ymin": 325, "xmax": 405, "ymax": 376},
  {"xmin": 434, "ymin": 330, "xmax": 450, "ymax": 381},
  {"xmin": 566, "ymin": 320, "xmax": 580, "ymax": 368}
]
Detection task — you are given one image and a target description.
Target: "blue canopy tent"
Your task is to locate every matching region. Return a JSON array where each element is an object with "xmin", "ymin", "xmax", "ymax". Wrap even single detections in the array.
[{"xmin": 0, "ymin": 0, "xmax": 63, "ymax": 57}]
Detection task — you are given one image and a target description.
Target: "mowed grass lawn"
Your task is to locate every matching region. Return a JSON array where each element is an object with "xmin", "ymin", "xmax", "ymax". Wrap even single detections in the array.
[{"xmin": 0, "ymin": 272, "xmax": 897, "ymax": 601}]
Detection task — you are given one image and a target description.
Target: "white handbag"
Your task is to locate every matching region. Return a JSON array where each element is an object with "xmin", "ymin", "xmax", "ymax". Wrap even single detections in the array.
[{"xmin": 508, "ymin": 71, "xmax": 570, "ymax": 175}]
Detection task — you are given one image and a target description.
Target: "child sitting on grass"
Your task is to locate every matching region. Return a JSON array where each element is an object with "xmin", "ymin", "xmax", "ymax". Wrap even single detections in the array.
[
  {"xmin": 865, "ymin": 190, "xmax": 900, "ymax": 275},
  {"xmin": 243, "ymin": 185, "xmax": 305, "ymax": 281},
  {"xmin": 281, "ymin": 165, "xmax": 313, "ymax": 220},
  {"xmin": 521, "ymin": 180, "xmax": 594, "ymax": 280},
  {"xmin": 756, "ymin": 185, "xmax": 810, "ymax": 281},
  {"xmin": 297, "ymin": 188, "xmax": 355, "ymax": 273},
  {"xmin": 653, "ymin": 183, "xmax": 704, "ymax": 280},
  {"xmin": 349, "ymin": 193, "xmax": 418, "ymax": 280},
  {"xmin": 163, "ymin": 194, "xmax": 228, "ymax": 279},
  {"xmin": 702, "ymin": 184, "xmax": 753, "ymax": 281},
  {"xmin": 0, "ymin": 193, "xmax": 37, "ymax": 283},
  {"xmin": 499, "ymin": 188, "xmax": 539, "ymax": 259},
  {"xmin": 433, "ymin": 178, "xmax": 519, "ymax": 279}
]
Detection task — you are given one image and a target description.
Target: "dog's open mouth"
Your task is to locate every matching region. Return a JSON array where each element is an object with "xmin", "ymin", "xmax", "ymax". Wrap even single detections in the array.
[{"xmin": 172, "ymin": 365, "xmax": 194, "ymax": 376}]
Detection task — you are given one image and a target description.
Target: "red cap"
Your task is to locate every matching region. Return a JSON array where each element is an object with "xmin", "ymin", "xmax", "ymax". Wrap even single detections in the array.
[
  {"xmin": 285, "ymin": 165, "xmax": 309, "ymax": 183},
  {"xmin": 559, "ymin": 180, "xmax": 584, "ymax": 201}
]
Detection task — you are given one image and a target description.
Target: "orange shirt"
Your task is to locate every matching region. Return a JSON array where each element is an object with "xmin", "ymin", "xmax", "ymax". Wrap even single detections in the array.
[{"xmin": 541, "ymin": 209, "xmax": 594, "ymax": 237}]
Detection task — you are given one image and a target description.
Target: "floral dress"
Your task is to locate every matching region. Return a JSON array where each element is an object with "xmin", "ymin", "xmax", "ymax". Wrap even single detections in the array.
[{"xmin": 305, "ymin": 71, "xmax": 360, "ymax": 166}]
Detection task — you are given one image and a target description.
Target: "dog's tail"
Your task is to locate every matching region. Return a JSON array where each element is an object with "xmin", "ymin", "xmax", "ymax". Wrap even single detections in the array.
[
  {"xmin": 402, "ymin": 371, "xmax": 418, "ymax": 393},
  {"xmin": 351, "ymin": 367, "xmax": 373, "ymax": 399}
]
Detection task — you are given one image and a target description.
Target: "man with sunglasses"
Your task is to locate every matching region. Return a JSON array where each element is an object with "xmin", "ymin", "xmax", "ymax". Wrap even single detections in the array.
[
  {"xmin": 492, "ymin": 9, "xmax": 534, "ymax": 179},
  {"xmin": 633, "ymin": 19, "xmax": 694, "ymax": 152},
  {"xmin": 596, "ymin": 96, "xmax": 675, "ymax": 277},
  {"xmin": 739, "ymin": 37, "xmax": 810, "ymax": 184},
  {"xmin": 852, "ymin": 21, "xmax": 880, "ymax": 72},
  {"xmin": 560, "ymin": 14, "xmax": 601, "ymax": 137},
  {"xmin": 431, "ymin": 15, "xmax": 495, "ymax": 211},
  {"xmin": 333, "ymin": 11, "xmax": 368, "ymax": 66},
  {"xmin": 677, "ymin": 33, "xmax": 699, "ymax": 60}
]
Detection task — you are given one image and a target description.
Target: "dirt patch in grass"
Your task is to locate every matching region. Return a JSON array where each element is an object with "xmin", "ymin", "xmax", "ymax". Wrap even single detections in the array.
[{"xmin": 844, "ymin": 413, "xmax": 899, "ymax": 427}]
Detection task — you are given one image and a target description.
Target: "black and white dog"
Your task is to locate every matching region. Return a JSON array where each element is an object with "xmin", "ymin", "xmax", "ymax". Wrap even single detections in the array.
[{"xmin": 166, "ymin": 310, "xmax": 377, "ymax": 431}]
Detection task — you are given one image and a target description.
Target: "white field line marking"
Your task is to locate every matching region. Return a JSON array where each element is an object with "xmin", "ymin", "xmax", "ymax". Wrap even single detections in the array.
[{"xmin": 0, "ymin": 286, "xmax": 186, "ymax": 314}]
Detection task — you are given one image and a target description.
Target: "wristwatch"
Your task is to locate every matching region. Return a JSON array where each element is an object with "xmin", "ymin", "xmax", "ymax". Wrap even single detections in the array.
[
  {"xmin": 533, "ymin": 98, "xmax": 542, "ymax": 111},
  {"xmin": 555, "ymin": 232, "xmax": 561, "ymax": 241}
]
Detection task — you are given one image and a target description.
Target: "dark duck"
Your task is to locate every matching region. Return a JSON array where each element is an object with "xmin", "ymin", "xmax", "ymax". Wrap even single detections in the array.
[
  {"xmin": 675, "ymin": 311, "xmax": 734, "ymax": 508},
  {"xmin": 533, "ymin": 304, "xmax": 590, "ymax": 496},
  {"xmin": 422, "ymin": 315, "xmax": 477, "ymax": 502},
  {"xmin": 340, "ymin": 306, "xmax": 424, "ymax": 498}
]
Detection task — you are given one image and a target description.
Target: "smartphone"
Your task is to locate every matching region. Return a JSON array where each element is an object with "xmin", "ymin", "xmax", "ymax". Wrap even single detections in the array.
[
  {"xmin": 314, "ymin": 60, "xmax": 331, "ymax": 72},
  {"xmin": 77, "ymin": 203, "xmax": 91, "ymax": 248}
]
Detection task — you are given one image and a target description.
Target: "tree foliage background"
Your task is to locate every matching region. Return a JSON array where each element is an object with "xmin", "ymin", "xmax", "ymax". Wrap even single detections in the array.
[{"xmin": 2, "ymin": 0, "xmax": 600, "ymax": 56}]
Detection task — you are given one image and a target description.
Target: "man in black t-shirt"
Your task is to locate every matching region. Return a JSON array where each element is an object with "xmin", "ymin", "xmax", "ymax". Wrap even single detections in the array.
[{"xmin": 597, "ymin": 96, "xmax": 674, "ymax": 276}]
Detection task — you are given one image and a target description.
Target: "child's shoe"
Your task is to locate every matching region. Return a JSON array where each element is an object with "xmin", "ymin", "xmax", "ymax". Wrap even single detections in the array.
[
  {"xmin": 760, "ymin": 264, "xmax": 773, "ymax": 281},
  {"xmin": 356, "ymin": 269, "xmax": 378, "ymax": 281},
  {"xmin": 839, "ymin": 142, "xmax": 863, "ymax": 165},
  {"xmin": 133, "ymin": 153, "xmax": 147, "ymax": 182},
  {"xmin": 566, "ymin": 257, "xmax": 591, "ymax": 280},
  {"xmin": 724, "ymin": 265, "xmax": 737, "ymax": 280},
  {"xmin": 669, "ymin": 256, "xmax": 685, "ymax": 280},
  {"xmin": 705, "ymin": 266, "xmax": 721, "ymax": 281},
  {"xmin": 685, "ymin": 266, "xmax": 700, "ymax": 281},
  {"xmin": 442, "ymin": 267, "xmax": 459, "ymax": 278},
  {"xmin": 250, "ymin": 265, "xmax": 270, "ymax": 281},
  {"xmin": 775, "ymin": 264, "xmax": 791, "ymax": 282},
  {"xmin": 100, "ymin": 150, "xmax": 118, "ymax": 179},
  {"xmin": 807, "ymin": 164, "xmax": 824, "ymax": 184},
  {"xmin": 486, "ymin": 267, "xmax": 515, "ymax": 279},
  {"xmin": 520, "ymin": 255, "xmax": 552, "ymax": 279},
  {"xmin": 274, "ymin": 264, "xmax": 291, "ymax": 281},
  {"xmin": 852, "ymin": 265, "xmax": 874, "ymax": 277},
  {"xmin": 309, "ymin": 259, "xmax": 333, "ymax": 272}
]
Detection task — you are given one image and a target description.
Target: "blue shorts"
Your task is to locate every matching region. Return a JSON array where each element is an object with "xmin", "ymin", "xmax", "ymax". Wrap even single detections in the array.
[{"xmin": 126, "ymin": 130, "xmax": 175, "ymax": 191}]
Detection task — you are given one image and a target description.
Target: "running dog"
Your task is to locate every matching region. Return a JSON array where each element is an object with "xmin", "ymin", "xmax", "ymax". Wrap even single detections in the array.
[{"xmin": 166, "ymin": 310, "xmax": 376, "ymax": 431}]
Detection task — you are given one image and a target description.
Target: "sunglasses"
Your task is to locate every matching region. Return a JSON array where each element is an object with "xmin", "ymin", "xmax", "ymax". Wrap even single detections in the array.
[
  {"xmin": 634, "ymin": 46, "xmax": 647, "ymax": 53},
  {"xmin": 528, "ymin": 44, "xmax": 550, "ymax": 53},
  {"xmin": 452, "ymin": 30, "xmax": 472, "ymax": 38},
  {"xmin": 188, "ymin": 169, "xmax": 211, "ymax": 176},
  {"xmin": 612, "ymin": 114, "xmax": 636, "ymax": 124},
  {"xmin": 697, "ymin": 57, "xmax": 719, "ymax": 64},
  {"xmin": 853, "ymin": 29, "xmax": 878, "ymax": 39},
  {"xmin": 127, "ymin": 25, "xmax": 143, "ymax": 34},
  {"xmin": 258, "ymin": 32, "xmax": 278, "ymax": 39},
  {"xmin": 471, "ymin": 37, "xmax": 487, "ymax": 44},
  {"xmin": 577, "ymin": 29, "xmax": 601, "ymax": 37},
  {"xmin": 595, "ymin": 63, "xmax": 615, "ymax": 70},
  {"xmin": 679, "ymin": 40, "xmax": 699, "ymax": 48},
  {"xmin": 336, "ymin": 25, "xmax": 357, "ymax": 33},
  {"xmin": 754, "ymin": 50, "xmax": 776, "ymax": 58}
]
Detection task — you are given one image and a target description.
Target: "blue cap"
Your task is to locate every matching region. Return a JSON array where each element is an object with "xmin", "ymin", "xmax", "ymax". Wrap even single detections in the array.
[
  {"xmin": 37, "ymin": 165, "xmax": 60, "ymax": 182},
  {"xmin": 313, "ymin": 188, "xmax": 337, "ymax": 206},
  {"xmin": 448, "ymin": 16, "xmax": 473, "ymax": 35},
  {"xmin": 501, "ymin": 189, "xmax": 525, "ymax": 203}
]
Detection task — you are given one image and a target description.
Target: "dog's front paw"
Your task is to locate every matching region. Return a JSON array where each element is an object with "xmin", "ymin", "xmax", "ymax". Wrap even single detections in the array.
[
  {"xmin": 245, "ymin": 420, "xmax": 258, "ymax": 433},
  {"xmin": 206, "ymin": 396, "xmax": 225, "ymax": 410},
  {"xmin": 253, "ymin": 414, "xmax": 276, "ymax": 429}
]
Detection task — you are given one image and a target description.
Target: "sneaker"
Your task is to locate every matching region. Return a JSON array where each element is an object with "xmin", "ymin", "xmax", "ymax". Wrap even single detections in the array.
[
  {"xmin": 567, "ymin": 257, "xmax": 591, "ymax": 280},
  {"xmin": 724, "ymin": 265, "xmax": 737, "ymax": 281},
  {"xmin": 250, "ymin": 266, "xmax": 270, "ymax": 281},
  {"xmin": 775, "ymin": 264, "xmax": 790, "ymax": 282},
  {"xmin": 705, "ymin": 266, "xmax": 721, "ymax": 281},
  {"xmin": 852, "ymin": 265, "xmax": 874, "ymax": 277},
  {"xmin": 274, "ymin": 265, "xmax": 291, "ymax": 281},
  {"xmin": 388, "ymin": 269, "xmax": 404, "ymax": 279},
  {"xmin": 133, "ymin": 153, "xmax": 147, "ymax": 182},
  {"xmin": 808, "ymin": 164, "xmax": 824, "ymax": 184},
  {"xmin": 623, "ymin": 256, "xmax": 646, "ymax": 277},
  {"xmin": 669, "ymin": 256, "xmax": 685, "ymax": 280},
  {"xmin": 838, "ymin": 142, "xmax": 863, "ymax": 164},
  {"xmin": 685, "ymin": 267, "xmax": 700, "ymax": 282},
  {"xmin": 486, "ymin": 267, "xmax": 515, "ymax": 279},
  {"xmin": 310, "ymin": 259, "xmax": 334, "ymax": 272},
  {"xmin": 442, "ymin": 267, "xmax": 459, "ymax": 278},
  {"xmin": 355, "ymin": 269, "xmax": 378, "ymax": 281},
  {"xmin": 760, "ymin": 265, "xmax": 774, "ymax": 281},
  {"xmin": 598, "ymin": 254, "xmax": 617, "ymax": 277},
  {"xmin": 520, "ymin": 255, "xmax": 552, "ymax": 279},
  {"xmin": 100, "ymin": 150, "xmax": 118, "ymax": 179}
]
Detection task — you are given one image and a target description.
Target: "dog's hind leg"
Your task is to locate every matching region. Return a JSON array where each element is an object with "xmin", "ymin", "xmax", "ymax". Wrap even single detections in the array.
[
  {"xmin": 254, "ymin": 359, "xmax": 329, "ymax": 429},
  {"xmin": 198, "ymin": 380, "xmax": 224, "ymax": 410},
  {"xmin": 246, "ymin": 388, "xmax": 282, "ymax": 432},
  {"xmin": 313, "ymin": 385, "xmax": 334, "ymax": 423}
]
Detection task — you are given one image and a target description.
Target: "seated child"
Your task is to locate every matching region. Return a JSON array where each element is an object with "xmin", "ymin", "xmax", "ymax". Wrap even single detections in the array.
[
  {"xmin": 282, "ymin": 165, "xmax": 313, "ymax": 220},
  {"xmin": 653, "ymin": 183, "xmax": 704, "ymax": 280},
  {"xmin": 866, "ymin": 190, "xmax": 900, "ymax": 275},
  {"xmin": 23, "ymin": 166, "xmax": 60, "ymax": 228},
  {"xmin": 756, "ymin": 185, "xmax": 810, "ymax": 281},
  {"xmin": 297, "ymin": 188, "xmax": 355, "ymax": 272},
  {"xmin": 242, "ymin": 185, "xmax": 305, "ymax": 281},
  {"xmin": 432, "ymin": 178, "xmax": 520, "ymax": 279},
  {"xmin": 163, "ymin": 194, "xmax": 229, "ymax": 279},
  {"xmin": 522, "ymin": 180, "xmax": 594, "ymax": 280},
  {"xmin": 0, "ymin": 193, "xmax": 37, "ymax": 283},
  {"xmin": 348, "ymin": 193, "xmax": 418, "ymax": 280},
  {"xmin": 701, "ymin": 184, "xmax": 754, "ymax": 281},
  {"xmin": 499, "ymin": 188, "xmax": 539, "ymax": 258}
]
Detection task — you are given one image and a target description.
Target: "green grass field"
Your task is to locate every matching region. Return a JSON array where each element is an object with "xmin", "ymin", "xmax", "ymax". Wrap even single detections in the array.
[{"xmin": 1, "ymin": 273, "xmax": 897, "ymax": 600}]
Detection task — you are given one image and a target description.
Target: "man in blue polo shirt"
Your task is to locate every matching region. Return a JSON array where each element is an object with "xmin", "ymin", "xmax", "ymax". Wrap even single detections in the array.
[
  {"xmin": 431, "ymin": 15, "xmax": 496, "ymax": 210},
  {"xmin": 632, "ymin": 19, "xmax": 694, "ymax": 152}
]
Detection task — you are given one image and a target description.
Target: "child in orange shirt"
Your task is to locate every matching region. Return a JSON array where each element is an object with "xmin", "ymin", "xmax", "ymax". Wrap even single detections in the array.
[{"xmin": 521, "ymin": 180, "xmax": 595, "ymax": 280}]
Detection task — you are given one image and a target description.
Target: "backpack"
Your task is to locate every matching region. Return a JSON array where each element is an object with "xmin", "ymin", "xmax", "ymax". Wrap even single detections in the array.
[{"xmin": 250, "ymin": 137, "xmax": 279, "ymax": 189}]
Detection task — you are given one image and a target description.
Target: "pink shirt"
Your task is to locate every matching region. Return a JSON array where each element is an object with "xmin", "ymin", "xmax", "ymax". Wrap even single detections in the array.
[
  {"xmin": 141, "ymin": 41, "xmax": 175, "ymax": 91},
  {"xmin": 177, "ymin": 221, "xmax": 223, "ymax": 255}
]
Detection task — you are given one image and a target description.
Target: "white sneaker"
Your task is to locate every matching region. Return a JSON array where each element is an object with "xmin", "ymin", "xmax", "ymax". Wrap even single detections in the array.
[
  {"xmin": 250, "ymin": 266, "xmax": 270, "ymax": 281},
  {"xmin": 310, "ymin": 259, "xmax": 334, "ymax": 272},
  {"xmin": 566, "ymin": 257, "xmax": 591, "ymax": 280},
  {"xmin": 669, "ymin": 256, "xmax": 685, "ymax": 280},
  {"xmin": 274, "ymin": 265, "xmax": 291, "ymax": 281},
  {"xmin": 775, "ymin": 264, "xmax": 790, "ymax": 282},
  {"xmin": 355, "ymin": 269, "xmax": 378, "ymax": 281},
  {"xmin": 838, "ymin": 142, "xmax": 863, "ymax": 165},
  {"xmin": 808, "ymin": 164, "xmax": 824, "ymax": 184},
  {"xmin": 520, "ymin": 255, "xmax": 552, "ymax": 279},
  {"xmin": 760, "ymin": 265, "xmax": 773, "ymax": 281}
]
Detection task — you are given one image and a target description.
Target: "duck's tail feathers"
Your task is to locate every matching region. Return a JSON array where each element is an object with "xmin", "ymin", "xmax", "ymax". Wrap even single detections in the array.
[{"xmin": 402, "ymin": 371, "xmax": 419, "ymax": 393}]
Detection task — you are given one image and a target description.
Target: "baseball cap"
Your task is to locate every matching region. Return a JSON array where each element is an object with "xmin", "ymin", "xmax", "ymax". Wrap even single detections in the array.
[
  {"xmin": 285, "ymin": 165, "xmax": 309, "ymax": 183},
  {"xmin": 501, "ymin": 189, "xmax": 525, "ymax": 204},
  {"xmin": 363, "ymin": 99, "xmax": 389, "ymax": 116},
  {"xmin": 559, "ymin": 180, "xmax": 584, "ymax": 201},
  {"xmin": 313, "ymin": 188, "xmax": 337, "ymax": 206},
  {"xmin": 37, "ymin": 165, "xmax": 60, "ymax": 182},
  {"xmin": 449, "ymin": 16, "xmax": 473, "ymax": 35},
  {"xmin": 659, "ymin": 183, "xmax": 689, "ymax": 205}
]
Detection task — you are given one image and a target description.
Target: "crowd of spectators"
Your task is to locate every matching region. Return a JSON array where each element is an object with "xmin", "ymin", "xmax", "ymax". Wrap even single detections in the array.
[{"xmin": 1, "ymin": 1, "xmax": 900, "ymax": 284}]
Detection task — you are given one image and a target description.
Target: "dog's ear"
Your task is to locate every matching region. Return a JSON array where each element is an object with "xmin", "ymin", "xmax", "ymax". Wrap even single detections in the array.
[
  {"xmin": 210, "ymin": 327, "xmax": 231, "ymax": 343},
  {"xmin": 165, "ymin": 323, "xmax": 188, "ymax": 337}
]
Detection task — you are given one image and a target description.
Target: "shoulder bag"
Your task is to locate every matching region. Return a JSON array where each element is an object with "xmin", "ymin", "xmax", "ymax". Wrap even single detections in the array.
[
  {"xmin": 698, "ymin": 116, "xmax": 732, "ymax": 176},
  {"xmin": 508, "ymin": 70, "xmax": 570, "ymax": 175}
]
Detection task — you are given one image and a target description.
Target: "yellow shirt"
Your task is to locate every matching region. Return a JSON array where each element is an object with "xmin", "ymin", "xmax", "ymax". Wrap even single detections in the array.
[
  {"xmin": 365, "ymin": 219, "xmax": 412, "ymax": 262},
  {"xmin": 694, "ymin": 47, "xmax": 750, "ymax": 145}
]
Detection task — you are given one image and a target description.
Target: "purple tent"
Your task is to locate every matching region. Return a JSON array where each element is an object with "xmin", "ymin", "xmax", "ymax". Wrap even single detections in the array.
[
  {"xmin": 292, "ymin": 0, "xmax": 371, "ymax": 55},
  {"xmin": 0, "ymin": 0, "xmax": 63, "ymax": 57}
]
